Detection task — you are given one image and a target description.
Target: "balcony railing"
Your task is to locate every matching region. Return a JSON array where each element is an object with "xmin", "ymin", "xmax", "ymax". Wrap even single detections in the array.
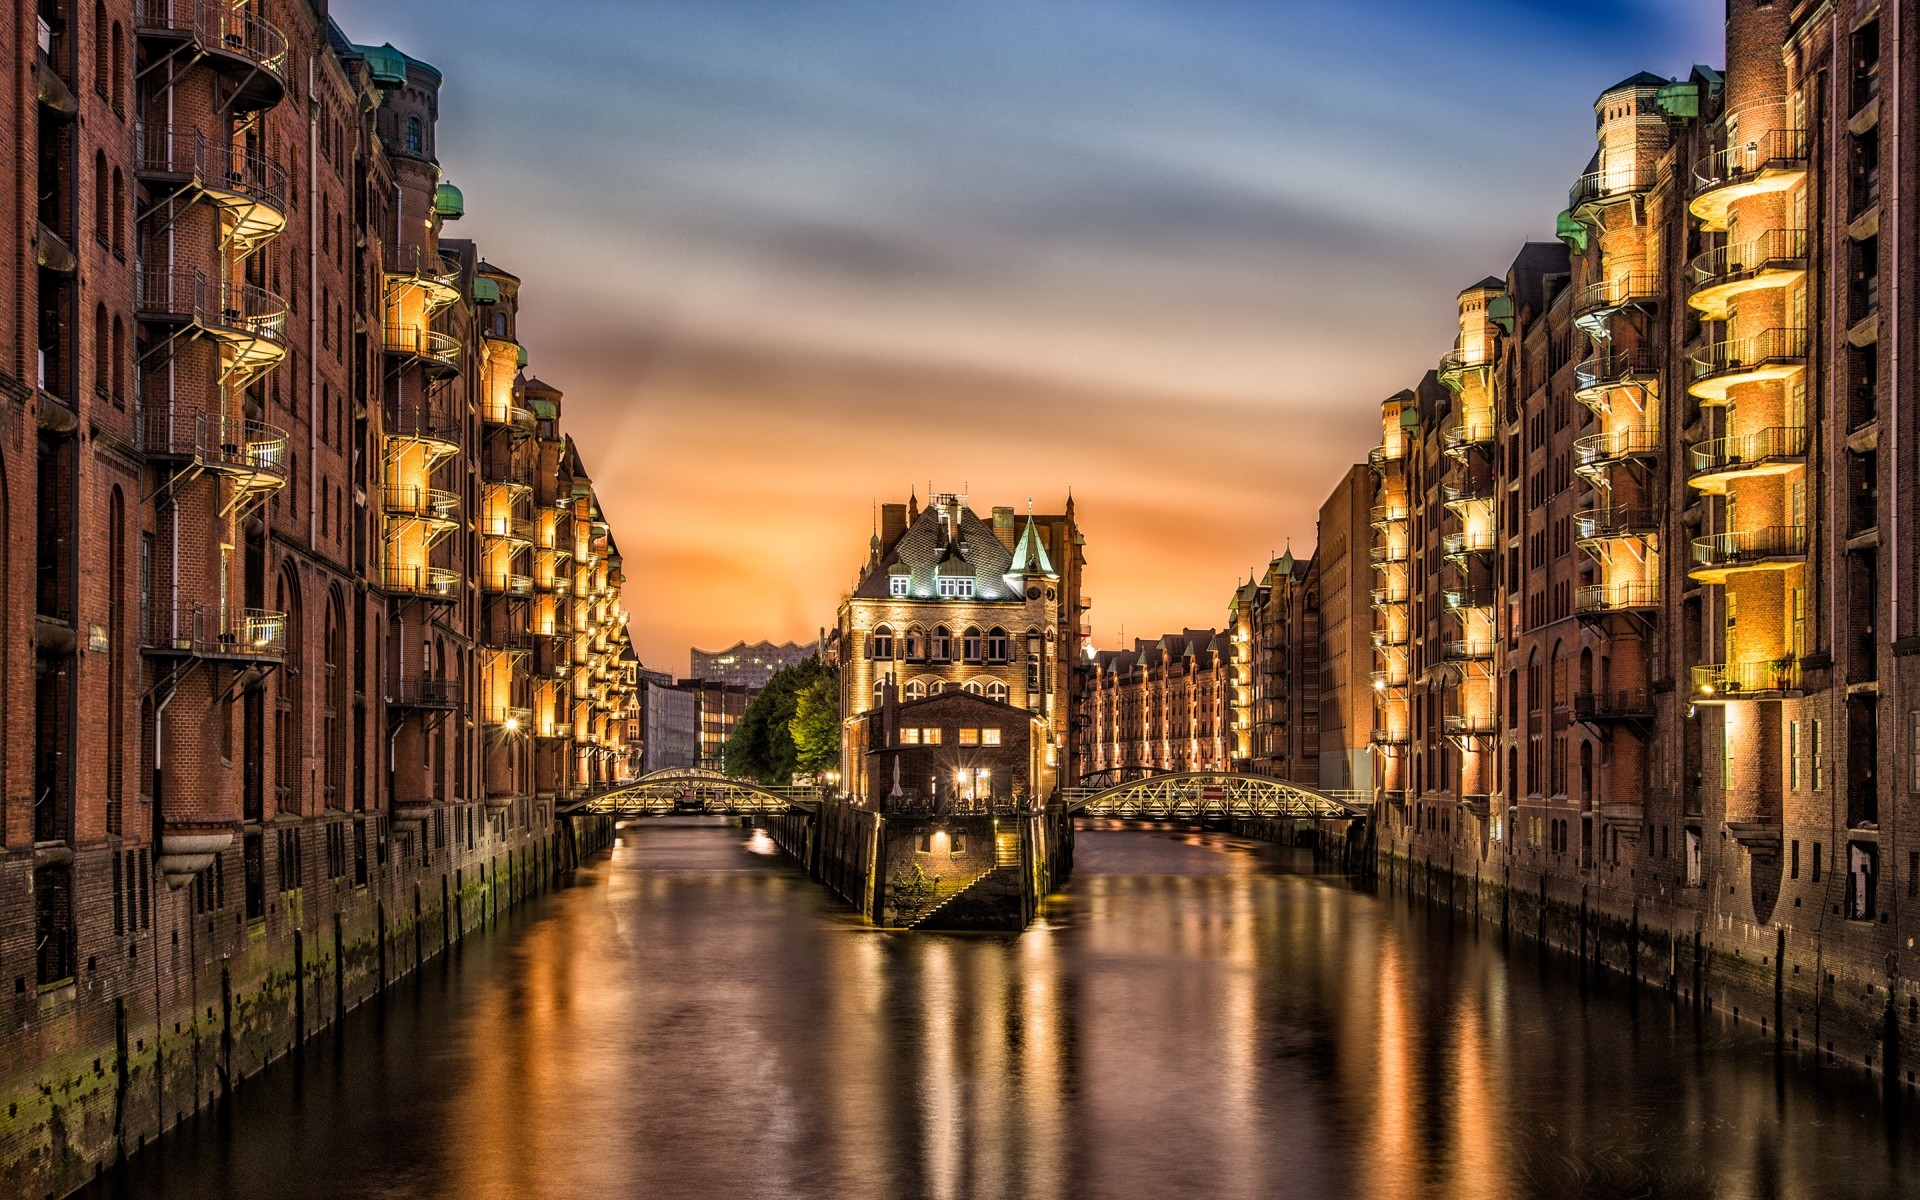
[
  {"xmin": 1574, "ymin": 580, "xmax": 1660, "ymax": 615},
  {"xmin": 1572, "ymin": 690, "xmax": 1653, "ymax": 722},
  {"xmin": 1368, "ymin": 443, "xmax": 1407, "ymax": 472},
  {"xmin": 1443, "ymin": 640, "xmax": 1495, "ymax": 663},
  {"xmin": 1441, "ymin": 478, "xmax": 1493, "ymax": 506},
  {"xmin": 135, "ymin": 0, "xmax": 288, "ymax": 90},
  {"xmin": 389, "ymin": 676, "xmax": 460, "ymax": 709},
  {"xmin": 1690, "ymin": 524, "xmax": 1807, "ymax": 573},
  {"xmin": 483, "ymin": 705, "xmax": 534, "ymax": 731},
  {"xmin": 381, "ymin": 564, "xmax": 460, "ymax": 599},
  {"xmin": 1370, "ymin": 727, "xmax": 1410, "ymax": 746},
  {"xmin": 1569, "ymin": 162, "xmax": 1656, "ymax": 209},
  {"xmin": 1573, "ymin": 506, "xmax": 1657, "ymax": 541},
  {"xmin": 1370, "ymin": 543, "xmax": 1408, "ymax": 565},
  {"xmin": 1369, "ymin": 668, "xmax": 1407, "ymax": 691},
  {"xmin": 1573, "ymin": 348, "xmax": 1658, "ymax": 394},
  {"xmin": 484, "ymin": 572, "xmax": 535, "ymax": 596},
  {"xmin": 1371, "ymin": 628, "xmax": 1407, "ymax": 649},
  {"xmin": 387, "ymin": 405, "xmax": 461, "ymax": 446},
  {"xmin": 1370, "ymin": 586, "xmax": 1408, "ymax": 608},
  {"xmin": 144, "ymin": 603, "xmax": 286, "ymax": 660},
  {"xmin": 1573, "ymin": 425, "xmax": 1660, "ymax": 469},
  {"xmin": 383, "ymin": 326, "xmax": 461, "ymax": 372},
  {"xmin": 1691, "ymin": 659, "xmax": 1802, "ymax": 699},
  {"xmin": 480, "ymin": 514, "xmax": 534, "ymax": 544},
  {"xmin": 140, "ymin": 406, "xmax": 289, "ymax": 483},
  {"xmin": 1572, "ymin": 272, "xmax": 1660, "ymax": 319},
  {"xmin": 1688, "ymin": 424, "xmax": 1807, "ymax": 482},
  {"xmin": 1443, "ymin": 713, "xmax": 1496, "ymax": 737},
  {"xmin": 1442, "ymin": 529, "xmax": 1496, "ymax": 557},
  {"xmin": 1438, "ymin": 347, "xmax": 1495, "ymax": 380},
  {"xmin": 383, "ymin": 485, "xmax": 459, "ymax": 520},
  {"xmin": 133, "ymin": 123, "xmax": 287, "ymax": 216},
  {"xmin": 1441, "ymin": 420, "xmax": 1496, "ymax": 454},
  {"xmin": 1692, "ymin": 127, "xmax": 1809, "ymax": 198},
  {"xmin": 1370, "ymin": 503, "xmax": 1408, "ymax": 527},
  {"xmin": 136, "ymin": 268, "xmax": 287, "ymax": 346},
  {"xmin": 1443, "ymin": 587, "xmax": 1495, "ymax": 611},
  {"xmin": 1689, "ymin": 228, "xmax": 1808, "ymax": 294},
  {"xmin": 1688, "ymin": 327, "xmax": 1807, "ymax": 392}
]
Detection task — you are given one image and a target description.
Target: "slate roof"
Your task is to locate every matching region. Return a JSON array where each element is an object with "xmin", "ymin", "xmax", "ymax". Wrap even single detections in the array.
[{"xmin": 854, "ymin": 501, "xmax": 1053, "ymax": 601}]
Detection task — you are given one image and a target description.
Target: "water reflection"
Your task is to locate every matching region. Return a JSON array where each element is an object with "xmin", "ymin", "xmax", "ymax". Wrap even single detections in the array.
[{"xmin": 88, "ymin": 819, "xmax": 1919, "ymax": 1200}]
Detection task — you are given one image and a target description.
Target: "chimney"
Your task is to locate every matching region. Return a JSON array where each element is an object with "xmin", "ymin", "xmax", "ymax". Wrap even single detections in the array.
[
  {"xmin": 880, "ymin": 503, "xmax": 908, "ymax": 551},
  {"xmin": 992, "ymin": 506, "xmax": 1017, "ymax": 551}
]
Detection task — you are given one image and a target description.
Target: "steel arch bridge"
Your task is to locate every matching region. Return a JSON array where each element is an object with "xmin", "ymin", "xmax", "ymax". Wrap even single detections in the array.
[
  {"xmin": 570, "ymin": 769, "xmax": 821, "ymax": 816},
  {"xmin": 1059, "ymin": 772, "xmax": 1366, "ymax": 821}
]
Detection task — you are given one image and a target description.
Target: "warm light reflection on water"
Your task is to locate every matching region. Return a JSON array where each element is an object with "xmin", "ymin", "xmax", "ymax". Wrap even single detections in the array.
[{"xmin": 86, "ymin": 818, "xmax": 1920, "ymax": 1200}]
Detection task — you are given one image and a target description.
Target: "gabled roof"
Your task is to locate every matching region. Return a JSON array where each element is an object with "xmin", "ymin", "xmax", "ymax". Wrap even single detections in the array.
[
  {"xmin": 1603, "ymin": 70, "xmax": 1671, "ymax": 94},
  {"xmin": 853, "ymin": 501, "xmax": 1024, "ymax": 601}
]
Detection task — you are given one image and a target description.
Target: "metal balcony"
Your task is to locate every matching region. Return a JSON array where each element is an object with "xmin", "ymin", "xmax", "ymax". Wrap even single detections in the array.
[
  {"xmin": 389, "ymin": 676, "xmax": 460, "ymax": 710},
  {"xmin": 1441, "ymin": 419, "xmax": 1496, "ymax": 457},
  {"xmin": 1687, "ymin": 424, "xmax": 1807, "ymax": 492},
  {"xmin": 1571, "ymin": 272, "xmax": 1660, "ymax": 335},
  {"xmin": 1368, "ymin": 442, "xmax": 1408, "ymax": 472},
  {"xmin": 1370, "ymin": 503, "xmax": 1408, "ymax": 528},
  {"xmin": 1691, "ymin": 659, "xmax": 1802, "ymax": 701},
  {"xmin": 1573, "ymin": 425, "xmax": 1660, "ymax": 471},
  {"xmin": 1441, "ymin": 529, "xmax": 1496, "ymax": 559},
  {"xmin": 1443, "ymin": 587, "xmax": 1495, "ymax": 612},
  {"xmin": 140, "ymin": 407, "xmax": 290, "ymax": 490},
  {"xmin": 1687, "ymin": 228, "xmax": 1808, "ymax": 320},
  {"xmin": 1442, "ymin": 639, "xmax": 1495, "ymax": 664},
  {"xmin": 136, "ymin": 269, "xmax": 288, "ymax": 378},
  {"xmin": 1443, "ymin": 713, "xmax": 1496, "ymax": 738},
  {"xmin": 483, "ymin": 705, "xmax": 534, "ymax": 732},
  {"xmin": 1370, "ymin": 585, "xmax": 1408, "ymax": 609},
  {"xmin": 383, "ymin": 484, "xmax": 459, "ymax": 521},
  {"xmin": 381, "ymin": 564, "xmax": 460, "ymax": 601},
  {"xmin": 1569, "ymin": 162, "xmax": 1656, "ymax": 213},
  {"xmin": 1371, "ymin": 627, "xmax": 1407, "ymax": 649},
  {"xmin": 1438, "ymin": 346, "xmax": 1495, "ymax": 389},
  {"xmin": 1690, "ymin": 127, "xmax": 1810, "ymax": 230},
  {"xmin": 1370, "ymin": 542, "xmax": 1408, "ymax": 566},
  {"xmin": 1573, "ymin": 506, "xmax": 1657, "ymax": 543},
  {"xmin": 134, "ymin": 0, "xmax": 287, "ymax": 110},
  {"xmin": 1572, "ymin": 690, "xmax": 1654, "ymax": 723},
  {"xmin": 1441, "ymin": 478, "xmax": 1493, "ymax": 508},
  {"xmin": 1573, "ymin": 349, "xmax": 1658, "ymax": 399},
  {"xmin": 1574, "ymin": 581, "xmax": 1659, "ymax": 618},
  {"xmin": 144, "ymin": 603, "xmax": 286, "ymax": 661},
  {"xmin": 384, "ymin": 326, "xmax": 462, "ymax": 377},
  {"xmin": 1369, "ymin": 667, "xmax": 1407, "ymax": 691},
  {"xmin": 386, "ymin": 407, "xmax": 461, "ymax": 454},
  {"xmin": 1370, "ymin": 727, "xmax": 1410, "ymax": 747},
  {"xmin": 133, "ymin": 124, "xmax": 287, "ymax": 254},
  {"xmin": 480, "ymin": 514, "xmax": 535, "ymax": 545},
  {"xmin": 1688, "ymin": 524, "xmax": 1807, "ymax": 582},
  {"xmin": 1687, "ymin": 327, "xmax": 1807, "ymax": 405},
  {"xmin": 485, "ymin": 572, "xmax": 535, "ymax": 596}
]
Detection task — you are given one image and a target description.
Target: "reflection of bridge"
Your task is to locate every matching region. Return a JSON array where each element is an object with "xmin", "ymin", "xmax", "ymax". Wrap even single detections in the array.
[
  {"xmin": 568, "ymin": 769, "xmax": 822, "ymax": 816},
  {"xmin": 1059, "ymin": 772, "xmax": 1367, "ymax": 821}
]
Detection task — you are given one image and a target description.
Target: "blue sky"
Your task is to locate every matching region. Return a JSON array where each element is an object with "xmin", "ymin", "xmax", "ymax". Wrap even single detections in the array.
[{"xmin": 336, "ymin": 0, "xmax": 1723, "ymax": 669}]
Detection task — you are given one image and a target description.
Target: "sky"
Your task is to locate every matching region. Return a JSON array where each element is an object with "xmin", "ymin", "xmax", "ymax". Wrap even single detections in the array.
[{"xmin": 334, "ymin": 0, "xmax": 1724, "ymax": 674}]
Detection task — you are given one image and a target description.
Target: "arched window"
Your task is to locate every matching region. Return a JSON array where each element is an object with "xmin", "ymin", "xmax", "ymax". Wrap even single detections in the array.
[
  {"xmin": 931, "ymin": 626, "xmax": 952, "ymax": 662},
  {"xmin": 928, "ymin": 680, "xmax": 946, "ymax": 695},
  {"xmin": 324, "ymin": 590, "xmax": 346, "ymax": 809},
  {"xmin": 107, "ymin": 488, "xmax": 124, "ymax": 834},
  {"xmin": 92, "ymin": 1, "xmax": 107, "ymax": 93},
  {"xmin": 870, "ymin": 625, "xmax": 894, "ymax": 660},
  {"xmin": 93, "ymin": 152, "xmax": 108, "ymax": 241},
  {"xmin": 985, "ymin": 627, "xmax": 1008, "ymax": 663},
  {"xmin": 986, "ymin": 681, "xmax": 1009, "ymax": 703},
  {"xmin": 904, "ymin": 626, "xmax": 925, "ymax": 661},
  {"xmin": 110, "ymin": 315, "xmax": 124, "ymax": 405},
  {"xmin": 872, "ymin": 678, "xmax": 889, "ymax": 705},
  {"xmin": 962, "ymin": 626, "xmax": 982, "ymax": 663},
  {"xmin": 110, "ymin": 22, "xmax": 124, "ymax": 111},
  {"xmin": 903, "ymin": 679, "xmax": 926, "ymax": 701},
  {"xmin": 93, "ymin": 305, "xmax": 108, "ymax": 398},
  {"xmin": 962, "ymin": 680, "xmax": 982, "ymax": 695},
  {"xmin": 405, "ymin": 116, "xmax": 423, "ymax": 155},
  {"xmin": 275, "ymin": 568, "xmax": 303, "ymax": 816},
  {"xmin": 111, "ymin": 167, "xmax": 123, "ymax": 251}
]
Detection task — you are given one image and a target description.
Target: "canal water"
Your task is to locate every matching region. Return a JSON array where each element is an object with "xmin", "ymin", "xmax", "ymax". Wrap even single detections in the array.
[{"xmin": 86, "ymin": 819, "xmax": 1919, "ymax": 1200}]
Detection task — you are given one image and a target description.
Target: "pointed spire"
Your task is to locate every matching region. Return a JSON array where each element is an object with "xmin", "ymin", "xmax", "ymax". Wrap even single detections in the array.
[{"xmin": 1010, "ymin": 513, "xmax": 1057, "ymax": 578}]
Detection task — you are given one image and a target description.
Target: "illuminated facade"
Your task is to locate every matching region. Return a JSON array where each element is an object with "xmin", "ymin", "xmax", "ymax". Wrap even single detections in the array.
[
  {"xmin": 1228, "ymin": 552, "xmax": 1323, "ymax": 783},
  {"xmin": 690, "ymin": 639, "xmax": 817, "ymax": 690},
  {"xmin": 0, "ymin": 10, "xmax": 634, "ymax": 1195},
  {"xmin": 1081, "ymin": 630, "xmax": 1234, "ymax": 777},
  {"xmin": 837, "ymin": 492, "xmax": 1085, "ymax": 801},
  {"xmin": 1364, "ymin": 3, "xmax": 1920, "ymax": 1078}
]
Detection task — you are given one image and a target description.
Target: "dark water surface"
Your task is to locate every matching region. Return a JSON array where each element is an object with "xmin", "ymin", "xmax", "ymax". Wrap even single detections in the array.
[{"xmin": 85, "ymin": 820, "xmax": 1920, "ymax": 1200}]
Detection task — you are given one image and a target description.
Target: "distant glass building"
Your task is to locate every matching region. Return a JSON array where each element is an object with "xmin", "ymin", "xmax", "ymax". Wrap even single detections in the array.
[{"xmin": 690, "ymin": 640, "xmax": 817, "ymax": 690}]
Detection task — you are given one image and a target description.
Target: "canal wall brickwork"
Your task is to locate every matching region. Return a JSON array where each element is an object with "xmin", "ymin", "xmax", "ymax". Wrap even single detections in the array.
[
  {"xmin": 1378, "ymin": 845, "xmax": 1911, "ymax": 1092},
  {"xmin": 0, "ymin": 813, "xmax": 613, "ymax": 1200},
  {"xmin": 769, "ymin": 801, "xmax": 1073, "ymax": 930}
]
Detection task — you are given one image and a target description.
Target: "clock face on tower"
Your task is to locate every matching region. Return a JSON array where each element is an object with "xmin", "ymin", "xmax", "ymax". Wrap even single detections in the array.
[{"xmin": 1026, "ymin": 585, "xmax": 1041, "ymax": 600}]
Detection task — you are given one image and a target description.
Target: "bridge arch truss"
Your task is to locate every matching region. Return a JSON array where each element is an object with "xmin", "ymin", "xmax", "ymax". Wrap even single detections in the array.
[
  {"xmin": 1059, "ymin": 772, "xmax": 1366, "ymax": 821},
  {"xmin": 571, "ymin": 768, "xmax": 818, "ymax": 816}
]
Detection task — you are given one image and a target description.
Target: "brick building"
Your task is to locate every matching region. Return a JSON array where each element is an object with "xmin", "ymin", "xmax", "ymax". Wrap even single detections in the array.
[
  {"xmin": 1316, "ymin": 464, "xmax": 1374, "ymax": 796},
  {"xmin": 1, "ymin": 8, "xmax": 635, "ymax": 1195},
  {"xmin": 1228, "ymin": 550, "xmax": 1322, "ymax": 783},
  {"xmin": 1362, "ymin": 2, "xmax": 1920, "ymax": 1081},
  {"xmin": 837, "ymin": 492, "xmax": 1086, "ymax": 800},
  {"xmin": 1079, "ymin": 629, "xmax": 1233, "ymax": 778}
]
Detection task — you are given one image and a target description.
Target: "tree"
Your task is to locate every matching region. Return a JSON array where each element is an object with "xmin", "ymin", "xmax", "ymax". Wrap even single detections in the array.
[
  {"xmin": 720, "ymin": 656, "xmax": 836, "ymax": 785},
  {"xmin": 789, "ymin": 674, "xmax": 840, "ymax": 779}
]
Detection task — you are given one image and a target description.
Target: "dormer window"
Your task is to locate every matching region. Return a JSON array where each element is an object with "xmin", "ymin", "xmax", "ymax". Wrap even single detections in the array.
[
  {"xmin": 889, "ymin": 576, "xmax": 909, "ymax": 598},
  {"xmin": 939, "ymin": 575, "xmax": 975, "ymax": 599}
]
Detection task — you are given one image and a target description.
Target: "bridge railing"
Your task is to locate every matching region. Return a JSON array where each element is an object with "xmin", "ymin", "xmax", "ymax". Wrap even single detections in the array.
[{"xmin": 1060, "ymin": 772, "xmax": 1368, "ymax": 820}]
